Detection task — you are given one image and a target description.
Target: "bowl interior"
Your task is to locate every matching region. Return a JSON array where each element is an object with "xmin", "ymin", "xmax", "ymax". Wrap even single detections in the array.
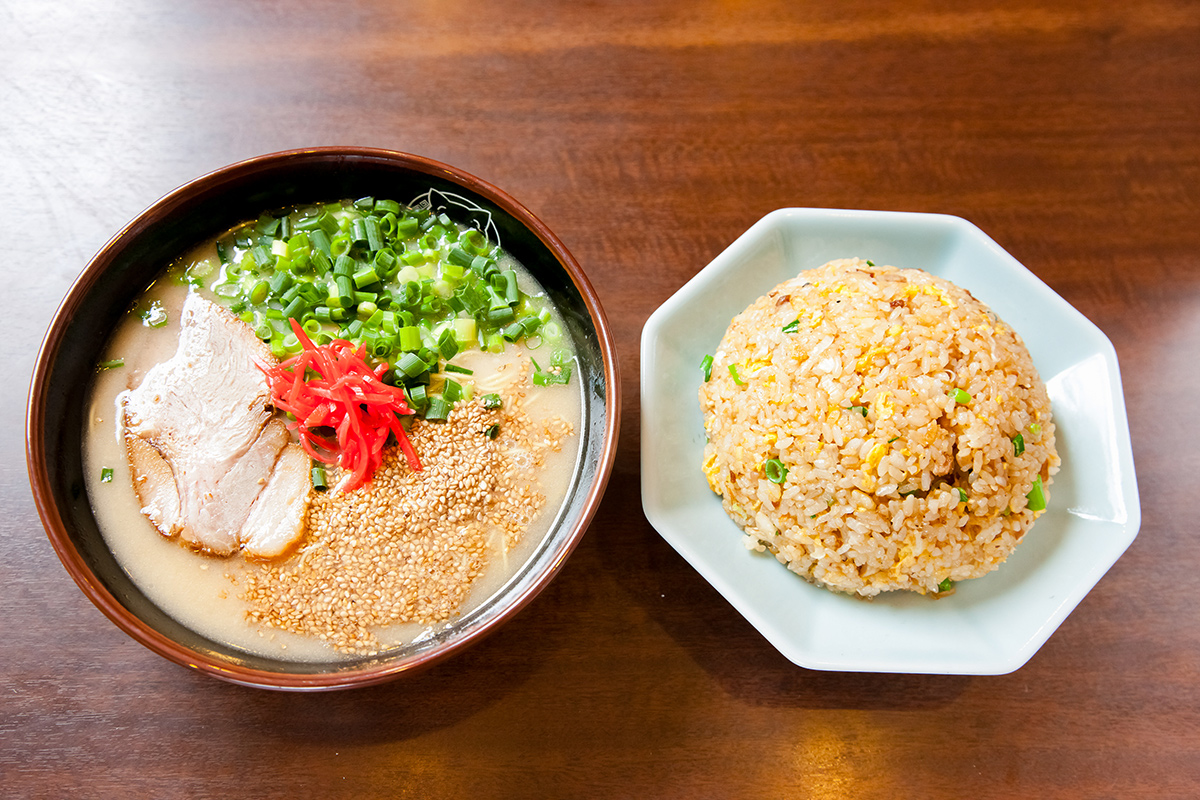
[{"xmin": 29, "ymin": 148, "xmax": 618, "ymax": 689}]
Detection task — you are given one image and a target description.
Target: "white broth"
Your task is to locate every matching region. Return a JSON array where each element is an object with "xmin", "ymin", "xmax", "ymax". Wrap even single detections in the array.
[{"xmin": 83, "ymin": 230, "xmax": 583, "ymax": 662}]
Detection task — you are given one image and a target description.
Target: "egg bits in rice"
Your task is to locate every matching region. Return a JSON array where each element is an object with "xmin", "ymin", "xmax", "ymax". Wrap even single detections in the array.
[{"xmin": 699, "ymin": 258, "xmax": 1059, "ymax": 597}]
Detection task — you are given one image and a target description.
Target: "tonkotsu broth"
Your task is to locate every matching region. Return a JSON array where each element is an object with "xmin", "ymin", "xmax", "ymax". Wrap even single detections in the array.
[{"xmin": 83, "ymin": 230, "xmax": 583, "ymax": 662}]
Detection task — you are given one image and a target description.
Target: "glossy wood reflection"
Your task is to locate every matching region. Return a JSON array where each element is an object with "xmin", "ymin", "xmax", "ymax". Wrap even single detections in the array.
[{"xmin": 3, "ymin": 0, "xmax": 1198, "ymax": 797}]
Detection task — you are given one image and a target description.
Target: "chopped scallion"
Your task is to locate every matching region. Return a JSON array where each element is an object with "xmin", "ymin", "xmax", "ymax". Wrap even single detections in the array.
[
  {"xmin": 531, "ymin": 357, "xmax": 571, "ymax": 386},
  {"xmin": 100, "ymin": 467, "xmax": 114, "ymax": 483},
  {"xmin": 701, "ymin": 354, "xmax": 714, "ymax": 382},
  {"xmin": 781, "ymin": 319, "xmax": 800, "ymax": 334},
  {"xmin": 205, "ymin": 198, "xmax": 562, "ymax": 427},
  {"xmin": 952, "ymin": 388, "xmax": 971, "ymax": 405},
  {"xmin": 1026, "ymin": 476, "xmax": 1047, "ymax": 511},
  {"xmin": 396, "ymin": 352, "xmax": 428, "ymax": 377},
  {"xmin": 425, "ymin": 396, "xmax": 451, "ymax": 421},
  {"xmin": 1012, "ymin": 433, "xmax": 1025, "ymax": 456},
  {"xmin": 728, "ymin": 363, "xmax": 746, "ymax": 386},
  {"xmin": 311, "ymin": 463, "xmax": 328, "ymax": 491},
  {"xmin": 764, "ymin": 458, "xmax": 789, "ymax": 484}
]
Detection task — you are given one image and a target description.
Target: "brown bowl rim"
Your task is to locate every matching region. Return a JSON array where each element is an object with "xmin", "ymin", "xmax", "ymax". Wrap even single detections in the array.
[{"xmin": 26, "ymin": 146, "xmax": 620, "ymax": 690}]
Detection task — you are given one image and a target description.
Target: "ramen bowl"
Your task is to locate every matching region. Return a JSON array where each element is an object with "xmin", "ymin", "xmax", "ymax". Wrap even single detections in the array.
[{"xmin": 27, "ymin": 147, "xmax": 619, "ymax": 690}]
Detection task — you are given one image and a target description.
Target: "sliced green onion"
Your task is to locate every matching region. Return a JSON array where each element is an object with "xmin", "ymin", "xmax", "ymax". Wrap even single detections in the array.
[
  {"xmin": 728, "ymin": 363, "xmax": 746, "ymax": 386},
  {"xmin": 701, "ymin": 354, "xmax": 714, "ymax": 382},
  {"xmin": 485, "ymin": 306, "xmax": 515, "ymax": 326},
  {"xmin": 282, "ymin": 296, "xmax": 307, "ymax": 320},
  {"xmin": 335, "ymin": 275, "xmax": 355, "ymax": 306},
  {"xmin": 364, "ymin": 217, "xmax": 384, "ymax": 251},
  {"xmin": 311, "ymin": 463, "xmax": 328, "ymax": 492},
  {"xmin": 956, "ymin": 487, "xmax": 968, "ymax": 503},
  {"xmin": 845, "ymin": 405, "xmax": 868, "ymax": 417},
  {"xmin": 483, "ymin": 423, "xmax": 500, "ymax": 439},
  {"xmin": 249, "ymin": 280, "xmax": 270, "ymax": 305},
  {"xmin": 208, "ymin": 198, "xmax": 569, "ymax": 425},
  {"xmin": 502, "ymin": 269, "xmax": 519, "ymax": 304},
  {"xmin": 437, "ymin": 328, "xmax": 459, "ymax": 359},
  {"xmin": 781, "ymin": 319, "xmax": 800, "ymax": 333},
  {"xmin": 396, "ymin": 352, "xmax": 428, "ymax": 377},
  {"xmin": 395, "ymin": 217, "xmax": 420, "ymax": 238},
  {"xmin": 295, "ymin": 214, "xmax": 322, "ymax": 232},
  {"xmin": 425, "ymin": 396, "xmax": 451, "ymax": 421},
  {"xmin": 1012, "ymin": 433, "xmax": 1025, "ymax": 456},
  {"xmin": 462, "ymin": 228, "xmax": 488, "ymax": 254},
  {"xmin": 1029, "ymin": 422, "xmax": 1042, "ymax": 437},
  {"xmin": 764, "ymin": 458, "xmax": 788, "ymax": 484},
  {"xmin": 256, "ymin": 214, "xmax": 280, "ymax": 235},
  {"xmin": 531, "ymin": 357, "xmax": 571, "ymax": 386},
  {"xmin": 98, "ymin": 359, "xmax": 125, "ymax": 370},
  {"xmin": 353, "ymin": 266, "xmax": 380, "ymax": 288},
  {"xmin": 375, "ymin": 198, "xmax": 401, "ymax": 216},
  {"xmin": 482, "ymin": 393, "xmax": 502, "ymax": 409},
  {"xmin": 1026, "ymin": 476, "xmax": 1047, "ymax": 511},
  {"xmin": 952, "ymin": 388, "xmax": 971, "ymax": 405},
  {"xmin": 317, "ymin": 212, "xmax": 339, "ymax": 236},
  {"xmin": 397, "ymin": 326, "xmax": 422, "ymax": 351},
  {"xmin": 448, "ymin": 246, "xmax": 474, "ymax": 268},
  {"xmin": 100, "ymin": 467, "xmax": 114, "ymax": 483},
  {"xmin": 405, "ymin": 384, "xmax": 428, "ymax": 409},
  {"xmin": 937, "ymin": 577, "xmax": 953, "ymax": 593}
]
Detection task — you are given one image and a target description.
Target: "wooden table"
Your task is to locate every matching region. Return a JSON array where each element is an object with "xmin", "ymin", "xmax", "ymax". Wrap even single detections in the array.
[{"xmin": 4, "ymin": 1, "xmax": 1197, "ymax": 796}]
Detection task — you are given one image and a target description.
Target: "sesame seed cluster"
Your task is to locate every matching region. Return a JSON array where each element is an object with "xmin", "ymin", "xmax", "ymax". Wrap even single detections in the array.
[{"xmin": 240, "ymin": 377, "xmax": 573, "ymax": 655}]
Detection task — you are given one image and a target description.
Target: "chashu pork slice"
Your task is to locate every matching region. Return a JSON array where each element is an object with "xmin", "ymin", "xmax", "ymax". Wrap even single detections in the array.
[
  {"xmin": 122, "ymin": 292, "xmax": 310, "ymax": 557},
  {"xmin": 240, "ymin": 441, "xmax": 313, "ymax": 559}
]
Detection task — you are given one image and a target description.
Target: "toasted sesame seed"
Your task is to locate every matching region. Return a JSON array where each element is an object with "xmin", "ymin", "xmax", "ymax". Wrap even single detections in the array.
[{"xmin": 240, "ymin": 383, "xmax": 573, "ymax": 655}]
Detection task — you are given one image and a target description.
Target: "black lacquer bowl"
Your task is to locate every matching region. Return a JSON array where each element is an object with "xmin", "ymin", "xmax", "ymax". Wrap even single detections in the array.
[{"xmin": 27, "ymin": 147, "xmax": 620, "ymax": 690}]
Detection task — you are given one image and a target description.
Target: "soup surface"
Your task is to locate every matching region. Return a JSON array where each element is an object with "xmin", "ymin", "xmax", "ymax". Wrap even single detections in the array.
[{"xmin": 83, "ymin": 198, "xmax": 582, "ymax": 661}]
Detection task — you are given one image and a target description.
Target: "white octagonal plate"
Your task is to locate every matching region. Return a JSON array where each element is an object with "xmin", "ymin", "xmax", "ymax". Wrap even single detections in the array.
[{"xmin": 640, "ymin": 208, "xmax": 1140, "ymax": 675}]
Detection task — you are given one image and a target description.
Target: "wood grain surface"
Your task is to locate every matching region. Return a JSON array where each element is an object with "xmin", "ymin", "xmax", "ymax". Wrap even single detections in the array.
[{"xmin": 4, "ymin": 1, "xmax": 1198, "ymax": 797}]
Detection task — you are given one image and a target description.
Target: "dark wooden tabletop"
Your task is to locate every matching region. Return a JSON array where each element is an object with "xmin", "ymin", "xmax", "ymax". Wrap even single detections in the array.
[{"xmin": 5, "ymin": 1, "xmax": 1198, "ymax": 797}]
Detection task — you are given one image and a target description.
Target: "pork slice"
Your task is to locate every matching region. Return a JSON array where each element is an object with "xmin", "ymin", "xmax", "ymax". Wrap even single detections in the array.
[
  {"xmin": 181, "ymin": 417, "xmax": 291, "ymax": 555},
  {"xmin": 241, "ymin": 440, "xmax": 312, "ymax": 560},
  {"xmin": 122, "ymin": 293, "xmax": 311, "ymax": 557},
  {"xmin": 126, "ymin": 434, "xmax": 183, "ymax": 537}
]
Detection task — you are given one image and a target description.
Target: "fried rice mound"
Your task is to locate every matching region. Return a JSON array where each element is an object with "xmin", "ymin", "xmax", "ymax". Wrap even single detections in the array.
[{"xmin": 699, "ymin": 258, "xmax": 1059, "ymax": 597}]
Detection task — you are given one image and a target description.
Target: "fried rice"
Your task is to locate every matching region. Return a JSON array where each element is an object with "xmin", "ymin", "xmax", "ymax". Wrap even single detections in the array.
[{"xmin": 699, "ymin": 258, "xmax": 1059, "ymax": 596}]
